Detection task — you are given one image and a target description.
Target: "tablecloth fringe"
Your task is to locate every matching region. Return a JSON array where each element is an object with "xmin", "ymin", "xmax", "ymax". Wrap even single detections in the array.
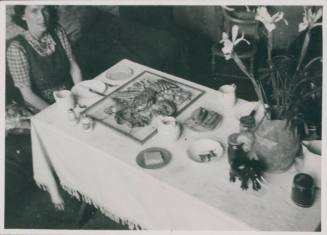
[
  {"xmin": 36, "ymin": 181, "xmax": 49, "ymax": 192},
  {"xmin": 60, "ymin": 183, "xmax": 144, "ymax": 230}
]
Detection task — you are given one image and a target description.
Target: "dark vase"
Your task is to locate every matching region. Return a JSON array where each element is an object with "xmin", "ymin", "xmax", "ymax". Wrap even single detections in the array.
[
  {"xmin": 227, "ymin": 6, "xmax": 256, "ymax": 20},
  {"xmin": 222, "ymin": 6, "xmax": 258, "ymax": 40}
]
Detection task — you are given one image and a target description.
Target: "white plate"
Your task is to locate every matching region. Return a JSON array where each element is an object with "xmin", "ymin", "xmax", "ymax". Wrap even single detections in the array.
[
  {"xmin": 105, "ymin": 67, "xmax": 134, "ymax": 85},
  {"xmin": 71, "ymin": 80, "xmax": 106, "ymax": 99},
  {"xmin": 187, "ymin": 138, "xmax": 224, "ymax": 163}
]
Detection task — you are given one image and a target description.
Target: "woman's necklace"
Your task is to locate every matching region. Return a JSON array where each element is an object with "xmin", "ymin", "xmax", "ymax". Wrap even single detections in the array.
[
  {"xmin": 28, "ymin": 30, "xmax": 56, "ymax": 54},
  {"xmin": 29, "ymin": 31, "xmax": 48, "ymax": 49}
]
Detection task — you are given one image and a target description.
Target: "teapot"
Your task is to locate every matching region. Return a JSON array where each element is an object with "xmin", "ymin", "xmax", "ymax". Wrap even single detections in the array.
[{"xmin": 156, "ymin": 116, "xmax": 181, "ymax": 144}]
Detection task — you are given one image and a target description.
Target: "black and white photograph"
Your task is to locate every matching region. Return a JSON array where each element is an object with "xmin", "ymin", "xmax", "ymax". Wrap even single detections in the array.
[{"xmin": 0, "ymin": 0, "xmax": 325, "ymax": 233}]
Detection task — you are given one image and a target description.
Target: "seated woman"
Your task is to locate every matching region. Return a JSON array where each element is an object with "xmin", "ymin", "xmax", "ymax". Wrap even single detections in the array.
[
  {"xmin": 5, "ymin": 5, "xmax": 82, "ymax": 209},
  {"xmin": 7, "ymin": 5, "xmax": 82, "ymax": 112}
]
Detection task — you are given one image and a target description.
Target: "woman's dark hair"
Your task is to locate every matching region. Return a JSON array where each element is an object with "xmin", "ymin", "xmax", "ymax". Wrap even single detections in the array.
[{"xmin": 12, "ymin": 5, "xmax": 58, "ymax": 31}]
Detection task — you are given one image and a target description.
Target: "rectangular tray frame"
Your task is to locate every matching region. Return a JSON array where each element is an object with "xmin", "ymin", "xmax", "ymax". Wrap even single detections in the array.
[{"xmin": 83, "ymin": 71, "xmax": 205, "ymax": 144}]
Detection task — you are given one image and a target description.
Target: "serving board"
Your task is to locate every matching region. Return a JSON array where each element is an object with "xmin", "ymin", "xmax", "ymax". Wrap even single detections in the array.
[{"xmin": 83, "ymin": 71, "xmax": 205, "ymax": 144}]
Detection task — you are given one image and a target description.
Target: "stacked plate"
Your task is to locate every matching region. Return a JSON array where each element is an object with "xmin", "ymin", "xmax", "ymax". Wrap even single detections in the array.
[
  {"xmin": 71, "ymin": 80, "xmax": 106, "ymax": 106},
  {"xmin": 104, "ymin": 67, "xmax": 134, "ymax": 85}
]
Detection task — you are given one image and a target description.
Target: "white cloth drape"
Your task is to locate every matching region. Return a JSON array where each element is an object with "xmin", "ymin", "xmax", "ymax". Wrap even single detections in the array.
[{"xmin": 31, "ymin": 59, "xmax": 321, "ymax": 231}]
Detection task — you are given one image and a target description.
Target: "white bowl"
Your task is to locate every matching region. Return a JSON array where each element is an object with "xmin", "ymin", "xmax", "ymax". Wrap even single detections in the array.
[
  {"xmin": 105, "ymin": 67, "xmax": 133, "ymax": 85},
  {"xmin": 187, "ymin": 138, "xmax": 224, "ymax": 163}
]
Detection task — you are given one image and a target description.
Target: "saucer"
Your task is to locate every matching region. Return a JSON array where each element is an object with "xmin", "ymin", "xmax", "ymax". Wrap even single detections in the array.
[{"xmin": 136, "ymin": 147, "xmax": 171, "ymax": 169}]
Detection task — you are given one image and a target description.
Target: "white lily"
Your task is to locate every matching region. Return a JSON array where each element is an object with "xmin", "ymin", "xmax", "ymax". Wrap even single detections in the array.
[
  {"xmin": 245, "ymin": 6, "xmax": 251, "ymax": 12},
  {"xmin": 255, "ymin": 6, "xmax": 288, "ymax": 32},
  {"xmin": 298, "ymin": 7, "xmax": 323, "ymax": 32},
  {"xmin": 221, "ymin": 5, "xmax": 235, "ymax": 11},
  {"xmin": 219, "ymin": 25, "xmax": 249, "ymax": 60}
]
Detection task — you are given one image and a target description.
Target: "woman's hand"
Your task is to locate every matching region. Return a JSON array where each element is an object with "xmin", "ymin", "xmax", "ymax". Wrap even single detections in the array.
[{"xmin": 19, "ymin": 86, "xmax": 49, "ymax": 110}]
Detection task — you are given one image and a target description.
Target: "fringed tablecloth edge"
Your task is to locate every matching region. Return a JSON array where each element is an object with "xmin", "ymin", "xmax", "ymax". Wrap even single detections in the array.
[
  {"xmin": 35, "ymin": 181, "xmax": 49, "ymax": 192},
  {"xmin": 60, "ymin": 183, "xmax": 145, "ymax": 230}
]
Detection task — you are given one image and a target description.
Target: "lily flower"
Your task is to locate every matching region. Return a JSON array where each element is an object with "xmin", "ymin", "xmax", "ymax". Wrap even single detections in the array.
[
  {"xmin": 219, "ymin": 25, "xmax": 249, "ymax": 60},
  {"xmin": 255, "ymin": 6, "xmax": 288, "ymax": 32},
  {"xmin": 298, "ymin": 7, "xmax": 323, "ymax": 32},
  {"xmin": 222, "ymin": 5, "xmax": 254, "ymax": 12},
  {"xmin": 245, "ymin": 6, "xmax": 252, "ymax": 12},
  {"xmin": 221, "ymin": 5, "xmax": 235, "ymax": 11}
]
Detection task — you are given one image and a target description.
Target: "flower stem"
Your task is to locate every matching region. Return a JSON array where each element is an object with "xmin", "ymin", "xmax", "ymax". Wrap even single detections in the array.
[
  {"xmin": 296, "ymin": 30, "xmax": 311, "ymax": 72},
  {"xmin": 267, "ymin": 31, "xmax": 273, "ymax": 68},
  {"xmin": 233, "ymin": 53, "xmax": 265, "ymax": 106}
]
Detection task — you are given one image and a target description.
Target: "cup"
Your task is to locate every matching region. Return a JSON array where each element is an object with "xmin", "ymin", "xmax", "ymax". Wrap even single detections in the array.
[
  {"xmin": 156, "ymin": 116, "xmax": 181, "ymax": 144},
  {"xmin": 53, "ymin": 90, "xmax": 75, "ymax": 112},
  {"xmin": 291, "ymin": 173, "xmax": 316, "ymax": 207},
  {"xmin": 219, "ymin": 84, "xmax": 237, "ymax": 108}
]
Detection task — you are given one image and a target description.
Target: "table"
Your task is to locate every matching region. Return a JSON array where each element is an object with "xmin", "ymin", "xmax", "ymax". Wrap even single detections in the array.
[{"xmin": 31, "ymin": 59, "xmax": 321, "ymax": 231}]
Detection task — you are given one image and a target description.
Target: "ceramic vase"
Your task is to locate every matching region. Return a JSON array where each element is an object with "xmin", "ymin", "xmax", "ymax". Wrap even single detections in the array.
[{"xmin": 254, "ymin": 117, "xmax": 301, "ymax": 173}]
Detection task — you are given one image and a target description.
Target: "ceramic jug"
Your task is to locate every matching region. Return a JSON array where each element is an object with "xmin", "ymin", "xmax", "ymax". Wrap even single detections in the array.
[
  {"xmin": 53, "ymin": 90, "xmax": 75, "ymax": 112},
  {"xmin": 156, "ymin": 116, "xmax": 181, "ymax": 144},
  {"xmin": 219, "ymin": 83, "xmax": 237, "ymax": 108}
]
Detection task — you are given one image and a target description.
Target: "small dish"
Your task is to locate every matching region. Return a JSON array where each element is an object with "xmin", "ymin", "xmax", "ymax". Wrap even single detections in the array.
[
  {"xmin": 184, "ymin": 107, "xmax": 223, "ymax": 132},
  {"xmin": 71, "ymin": 80, "xmax": 106, "ymax": 99},
  {"xmin": 136, "ymin": 147, "xmax": 172, "ymax": 169},
  {"xmin": 187, "ymin": 138, "xmax": 224, "ymax": 163},
  {"xmin": 105, "ymin": 67, "xmax": 134, "ymax": 85}
]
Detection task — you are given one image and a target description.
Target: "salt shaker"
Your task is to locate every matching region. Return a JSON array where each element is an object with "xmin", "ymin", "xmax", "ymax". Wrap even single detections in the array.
[
  {"xmin": 81, "ymin": 113, "xmax": 93, "ymax": 132},
  {"xmin": 67, "ymin": 108, "xmax": 78, "ymax": 125},
  {"xmin": 227, "ymin": 133, "xmax": 247, "ymax": 164},
  {"xmin": 74, "ymin": 104, "xmax": 87, "ymax": 120}
]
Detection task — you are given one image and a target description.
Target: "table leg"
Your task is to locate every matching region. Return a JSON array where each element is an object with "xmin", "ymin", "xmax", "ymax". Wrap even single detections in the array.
[{"xmin": 75, "ymin": 201, "xmax": 96, "ymax": 228}]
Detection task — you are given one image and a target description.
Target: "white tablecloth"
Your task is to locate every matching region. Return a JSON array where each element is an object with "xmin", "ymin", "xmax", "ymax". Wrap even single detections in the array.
[{"xmin": 31, "ymin": 59, "xmax": 321, "ymax": 231}]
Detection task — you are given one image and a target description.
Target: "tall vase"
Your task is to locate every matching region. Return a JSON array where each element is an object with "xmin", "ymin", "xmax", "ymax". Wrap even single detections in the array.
[
  {"xmin": 254, "ymin": 116, "xmax": 301, "ymax": 173},
  {"xmin": 222, "ymin": 7, "xmax": 258, "ymax": 39}
]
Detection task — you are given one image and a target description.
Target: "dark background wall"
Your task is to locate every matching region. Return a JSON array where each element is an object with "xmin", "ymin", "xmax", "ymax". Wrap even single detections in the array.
[
  {"xmin": 173, "ymin": 6, "xmax": 304, "ymax": 49},
  {"xmin": 7, "ymin": 5, "xmax": 305, "ymax": 50},
  {"xmin": 120, "ymin": 5, "xmax": 304, "ymax": 50}
]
